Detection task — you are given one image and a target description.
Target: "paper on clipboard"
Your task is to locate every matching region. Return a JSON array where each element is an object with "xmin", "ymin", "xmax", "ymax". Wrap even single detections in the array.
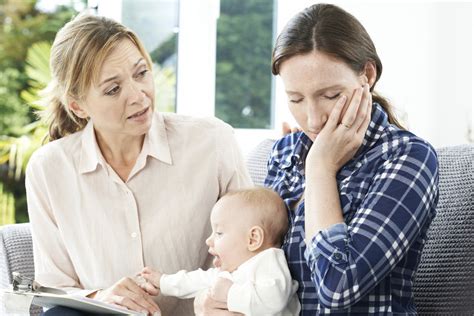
[
  {"xmin": 1, "ymin": 288, "xmax": 146, "ymax": 315},
  {"xmin": 2, "ymin": 272, "xmax": 147, "ymax": 316}
]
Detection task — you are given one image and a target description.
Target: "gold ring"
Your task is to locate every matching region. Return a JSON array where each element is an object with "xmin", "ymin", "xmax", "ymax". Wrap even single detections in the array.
[{"xmin": 341, "ymin": 123, "xmax": 351, "ymax": 129}]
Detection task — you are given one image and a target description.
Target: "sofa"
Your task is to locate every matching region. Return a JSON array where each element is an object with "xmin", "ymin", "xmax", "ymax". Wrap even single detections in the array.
[{"xmin": 1, "ymin": 141, "xmax": 473, "ymax": 315}]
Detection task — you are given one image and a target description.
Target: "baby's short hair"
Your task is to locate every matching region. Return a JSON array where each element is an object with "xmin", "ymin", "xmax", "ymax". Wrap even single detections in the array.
[{"xmin": 220, "ymin": 187, "xmax": 288, "ymax": 247}]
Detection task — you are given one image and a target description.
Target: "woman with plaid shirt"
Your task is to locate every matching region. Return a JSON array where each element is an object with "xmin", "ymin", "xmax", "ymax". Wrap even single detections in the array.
[{"xmin": 266, "ymin": 4, "xmax": 439, "ymax": 315}]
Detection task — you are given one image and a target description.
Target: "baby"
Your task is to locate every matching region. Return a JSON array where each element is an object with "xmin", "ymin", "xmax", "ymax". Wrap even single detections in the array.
[{"xmin": 139, "ymin": 187, "xmax": 300, "ymax": 315}]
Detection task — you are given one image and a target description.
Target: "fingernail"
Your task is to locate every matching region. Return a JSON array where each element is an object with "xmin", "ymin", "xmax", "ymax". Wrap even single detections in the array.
[{"xmin": 154, "ymin": 312, "xmax": 161, "ymax": 316}]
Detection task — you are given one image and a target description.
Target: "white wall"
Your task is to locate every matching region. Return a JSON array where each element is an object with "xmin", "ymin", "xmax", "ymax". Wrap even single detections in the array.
[{"xmin": 275, "ymin": 0, "xmax": 473, "ymax": 148}]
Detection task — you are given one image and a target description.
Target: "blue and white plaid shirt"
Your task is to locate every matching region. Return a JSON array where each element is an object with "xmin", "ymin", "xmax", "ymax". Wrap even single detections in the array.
[{"xmin": 264, "ymin": 103, "xmax": 439, "ymax": 315}]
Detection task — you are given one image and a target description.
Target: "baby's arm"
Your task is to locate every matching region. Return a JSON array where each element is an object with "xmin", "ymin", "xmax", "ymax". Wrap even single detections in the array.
[{"xmin": 155, "ymin": 268, "xmax": 220, "ymax": 299}]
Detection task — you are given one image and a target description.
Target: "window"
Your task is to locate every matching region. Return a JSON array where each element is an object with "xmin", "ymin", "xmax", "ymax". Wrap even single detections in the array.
[{"xmin": 215, "ymin": 0, "xmax": 275, "ymax": 129}]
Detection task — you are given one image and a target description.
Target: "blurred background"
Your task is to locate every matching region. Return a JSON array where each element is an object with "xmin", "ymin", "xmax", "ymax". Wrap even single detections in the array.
[{"xmin": 0, "ymin": 0, "xmax": 472, "ymax": 225}]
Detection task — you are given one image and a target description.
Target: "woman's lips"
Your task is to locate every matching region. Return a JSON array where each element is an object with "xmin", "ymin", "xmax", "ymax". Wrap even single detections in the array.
[{"xmin": 127, "ymin": 106, "xmax": 149, "ymax": 119}]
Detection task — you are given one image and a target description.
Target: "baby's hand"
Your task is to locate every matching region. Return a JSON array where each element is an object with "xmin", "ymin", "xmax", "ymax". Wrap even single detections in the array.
[
  {"xmin": 136, "ymin": 267, "xmax": 162, "ymax": 296},
  {"xmin": 209, "ymin": 277, "xmax": 233, "ymax": 303}
]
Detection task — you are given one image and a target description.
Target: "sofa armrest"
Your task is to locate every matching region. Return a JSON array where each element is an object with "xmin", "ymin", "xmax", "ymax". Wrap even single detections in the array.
[
  {"xmin": 0, "ymin": 223, "xmax": 35, "ymax": 289},
  {"xmin": 0, "ymin": 223, "xmax": 42, "ymax": 315}
]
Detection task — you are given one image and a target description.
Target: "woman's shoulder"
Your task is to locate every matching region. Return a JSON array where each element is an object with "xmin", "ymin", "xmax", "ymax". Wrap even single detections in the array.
[
  {"xmin": 28, "ymin": 131, "xmax": 83, "ymax": 169},
  {"xmin": 379, "ymin": 126, "xmax": 438, "ymax": 170},
  {"xmin": 267, "ymin": 132, "xmax": 307, "ymax": 167}
]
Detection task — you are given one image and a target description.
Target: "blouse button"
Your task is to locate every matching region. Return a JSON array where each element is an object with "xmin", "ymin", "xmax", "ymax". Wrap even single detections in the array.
[{"xmin": 131, "ymin": 232, "xmax": 138, "ymax": 238}]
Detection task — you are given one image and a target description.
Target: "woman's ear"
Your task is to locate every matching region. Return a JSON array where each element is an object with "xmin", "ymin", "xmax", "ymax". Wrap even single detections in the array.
[
  {"xmin": 364, "ymin": 61, "xmax": 377, "ymax": 89},
  {"xmin": 68, "ymin": 100, "xmax": 89, "ymax": 119},
  {"xmin": 247, "ymin": 226, "xmax": 265, "ymax": 252}
]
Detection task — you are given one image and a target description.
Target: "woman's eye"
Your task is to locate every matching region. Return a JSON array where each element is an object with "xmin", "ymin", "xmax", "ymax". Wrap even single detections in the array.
[
  {"xmin": 137, "ymin": 69, "xmax": 149, "ymax": 78},
  {"xmin": 289, "ymin": 98, "xmax": 303, "ymax": 104},
  {"xmin": 325, "ymin": 93, "xmax": 341, "ymax": 100},
  {"xmin": 105, "ymin": 85, "xmax": 120, "ymax": 96},
  {"xmin": 215, "ymin": 232, "xmax": 223, "ymax": 237}
]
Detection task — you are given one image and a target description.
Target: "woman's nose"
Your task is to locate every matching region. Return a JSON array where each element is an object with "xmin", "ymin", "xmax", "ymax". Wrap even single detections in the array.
[
  {"xmin": 128, "ymin": 81, "xmax": 145, "ymax": 105},
  {"xmin": 306, "ymin": 103, "xmax": 326, "ymax": 132}
]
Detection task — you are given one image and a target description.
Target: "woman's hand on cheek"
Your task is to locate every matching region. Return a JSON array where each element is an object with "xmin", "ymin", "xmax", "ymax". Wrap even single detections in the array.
[{"xmin": 306, "ymin": 83, "xmax": 372, "ymax": 175}]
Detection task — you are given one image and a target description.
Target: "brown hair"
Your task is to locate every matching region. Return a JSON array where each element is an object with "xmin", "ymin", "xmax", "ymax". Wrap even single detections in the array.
[
  {"xmin": 222, "ymin": 187, "xmax": 288, "ymax": 247},
  {"xmin": 272, "ymin": 3, "xmax": 404, "ymax": 129},
  {"xmin": 40, "ymin": 12, "xmax": 152, "ymax": 141}
]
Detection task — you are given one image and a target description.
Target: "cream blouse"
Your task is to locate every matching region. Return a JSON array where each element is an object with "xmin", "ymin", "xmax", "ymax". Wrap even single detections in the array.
[{"xmin": 25, "ymin": 111, "xmax": 252, "ymax": 315}]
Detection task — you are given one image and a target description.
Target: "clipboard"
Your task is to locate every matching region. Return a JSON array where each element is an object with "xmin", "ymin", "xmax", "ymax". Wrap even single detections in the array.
[{"xmin": 2, "ymin": 272, "xmax": 146, "ymax": 315}]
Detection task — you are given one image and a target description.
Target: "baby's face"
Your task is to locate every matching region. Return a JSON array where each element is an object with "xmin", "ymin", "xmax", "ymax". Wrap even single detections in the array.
[{"xmin": 205, "ymin": 200, "xmax": 253, "ymax": 272}]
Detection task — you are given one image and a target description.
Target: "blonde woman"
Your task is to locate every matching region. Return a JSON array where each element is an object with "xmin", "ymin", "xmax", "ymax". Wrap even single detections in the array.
[{"xmin": 25, "ymin": 13, "xmax": 251, "ymax": 316}]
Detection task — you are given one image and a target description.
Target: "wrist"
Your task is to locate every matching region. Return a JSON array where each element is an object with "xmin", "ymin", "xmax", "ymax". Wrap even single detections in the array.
[{"xmin": 306, "ymin": 165, "xmax": 337, "ymax": 180}]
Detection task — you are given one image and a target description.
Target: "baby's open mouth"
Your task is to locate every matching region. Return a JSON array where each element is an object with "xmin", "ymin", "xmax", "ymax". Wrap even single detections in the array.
[
  {"xmin": 213, "ymin": 256, "xmax": 222, "ymax": 268},
  {"xmin": 209, "ymin": 251, "xmax": 222, "ymax": 268}
]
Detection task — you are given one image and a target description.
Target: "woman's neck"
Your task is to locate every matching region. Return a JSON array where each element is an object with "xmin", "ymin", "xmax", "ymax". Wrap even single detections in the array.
[{"xmin": 94, "ymin": 129, "xmax": 145, "ymax": 170}]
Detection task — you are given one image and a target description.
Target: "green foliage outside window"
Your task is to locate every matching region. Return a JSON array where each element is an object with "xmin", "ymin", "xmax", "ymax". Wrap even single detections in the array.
[
  {"xmin": 0, "ymin": 0, "xmax": 78, "ymax": 224},
  {"xmin": 215, "ymin": 0, "xmax": 274, "ymax": 129}
]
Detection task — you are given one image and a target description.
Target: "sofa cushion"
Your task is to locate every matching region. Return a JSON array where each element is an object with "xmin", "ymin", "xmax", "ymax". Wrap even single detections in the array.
[{"xmin": 413, "ymin": 145, "xmax": 474, "ymax": 314}]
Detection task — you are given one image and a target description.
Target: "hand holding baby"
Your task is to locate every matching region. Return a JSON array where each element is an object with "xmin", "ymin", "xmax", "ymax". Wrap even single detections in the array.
[{"xmin": 209, "ymin": 276, "xmax": 233, "ymax": 302}]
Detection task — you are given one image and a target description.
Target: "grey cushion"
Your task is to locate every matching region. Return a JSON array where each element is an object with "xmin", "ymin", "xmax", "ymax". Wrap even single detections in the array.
[
  {"xmin": 413, "ymin": 145, "xmax": 474, "ymax": 314},
  {"xmin": 0, "ymin": 223, "xmax": 41, "ymax": 315},
  {"xmin": 245, "ymin": 138, "xmax": 275, "ymax": 186}
]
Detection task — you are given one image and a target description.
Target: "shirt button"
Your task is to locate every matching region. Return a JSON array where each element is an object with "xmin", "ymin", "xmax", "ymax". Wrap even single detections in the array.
[
  {"xmin": 131, "ymin": 232, "xmax": 138, "ymax": 238},
  {"xmin": 333, "ymin": 252, "xmax": 342, "ymax": 260}
]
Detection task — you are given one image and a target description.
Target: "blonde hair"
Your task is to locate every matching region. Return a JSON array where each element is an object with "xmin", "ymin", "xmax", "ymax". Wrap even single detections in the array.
[
  {"xmin": 40, "ymin": 12, "xmax": 152, "ymax": 141},
  {"xmin": 222, "ymin": 187, "xmax": 288, "ymax": 247}
]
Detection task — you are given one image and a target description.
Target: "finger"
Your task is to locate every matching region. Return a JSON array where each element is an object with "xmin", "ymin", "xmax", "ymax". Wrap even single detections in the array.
[
  {"xmin": 110, "ymin": 294, "xmax": 149, "ymax": 314},
  {"xmin": 282, "ymin": 121, "xmax": 292, "ymax": 136},
  {"xmin": 340, "ymin": 85, "xmax": 364, "ymax": 128},
  {"xmin": 357, "ymin": 100, "xmax": 372, "ymax": 135},
  {"xmin": 141, "ymin": 281, "xmax": 160, "ymax": 296},
  {"xmin": 326, "ymin": 94, "xmax": 347, "ymax": 129},
  {"xmin": 141, "ymin": 273, "xmax": 160, "ymax": 288},
  {"xmin": 141, "ymin": 267, "xmax": 153, "ymax": 274},
  {"xmin": 123, "ymin": 278, "xmax": 160, "ymax": 312},
  {"xmin": 353, "ymin": 85, "xmax": 371, "ymax": 130},
  {"xmin": 204, "ymin": 292, "xmax": 228, "ymax": 310}
]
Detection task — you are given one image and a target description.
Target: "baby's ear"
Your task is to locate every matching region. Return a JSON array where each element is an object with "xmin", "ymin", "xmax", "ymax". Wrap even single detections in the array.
[{"xmin": 247, "ymin": 226, "xmax": 265, "ymax": 251}]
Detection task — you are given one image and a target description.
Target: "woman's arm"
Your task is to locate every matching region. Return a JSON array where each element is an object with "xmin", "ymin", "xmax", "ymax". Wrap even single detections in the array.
[
  {"xmin": 302, "ymin": 84, "xmax": 439, "ymax": 308},
  {"xmin": 305, "ymin": 141, "xmax": 439, "ymax": 309},
  {"xmin": 26, "ymin": 153, "xmax": 88, "ymax": 294},
  {"xmin": 26, "ymin": 153, "xmax": 160, "ymax": 315}
]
